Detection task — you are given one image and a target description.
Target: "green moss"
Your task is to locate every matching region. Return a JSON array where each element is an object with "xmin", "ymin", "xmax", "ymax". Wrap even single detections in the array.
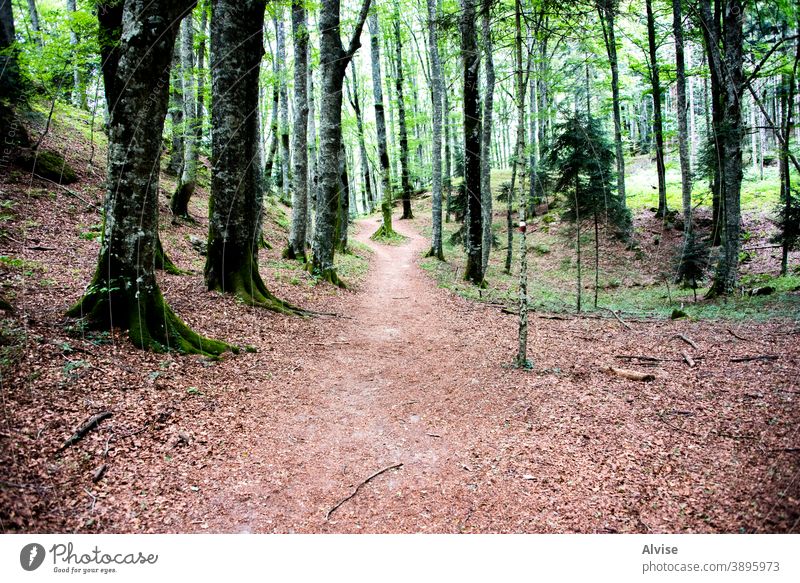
[{"xmin": 18, "ymin": 149, "xmax": 78, "ymax": 184}]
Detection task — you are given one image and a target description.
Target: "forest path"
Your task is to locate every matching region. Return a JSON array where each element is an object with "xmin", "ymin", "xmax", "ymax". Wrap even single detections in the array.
[{"xmin": 197, "ymin": 213, "xmax": 480, "ymax": 533}]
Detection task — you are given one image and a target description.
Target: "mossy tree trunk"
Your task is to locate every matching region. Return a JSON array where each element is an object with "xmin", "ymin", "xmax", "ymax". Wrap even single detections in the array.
[
  {"xmin": 461, "ymin": 0, "xmax": 484, "ymax": 285},
  {"xmin": 312, "ymin": 0, "xmax": 371, "ymax": 285},
  {"xmin": 393, "ymin": 2, "xmax": 413, "ymax": 220},
  {"xmin": 68, "ymin": 0, "xmax": 230, "ymax": 357},
  {"xmin": 336, "ymin": 143, "xmax": 350, "ymax": 253},
  {"xmin": 368, "ymin": 10, "xmax": 394, "ymax": 238},
  {"xmin": 480, "ymin": 0, "xmax": 495, "ymax": 273},
  {"xmin": 425, "ymin": 0, "xmax": 444, "ymax": 260},
  {"xmin": 0, "ymin": 0, "xmax": 21, "ymax": 100},
  {"xmin": 205, "ymin": 0, "xmax": 297, "ymax": 315},
  {"xmin": 286, "ymin": 0, "xmax": 309, "ymax": 262}
]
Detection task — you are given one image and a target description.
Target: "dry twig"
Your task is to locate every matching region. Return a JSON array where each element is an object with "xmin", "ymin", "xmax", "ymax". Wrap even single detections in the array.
[{"xmin": 325, "ymin": 463, "xmax": 403, "ymax": 520}]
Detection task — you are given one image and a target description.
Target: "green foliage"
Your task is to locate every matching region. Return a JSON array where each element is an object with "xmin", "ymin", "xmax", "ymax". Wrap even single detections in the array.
[
  {"xmin": 546, "ymin": 113, "xmax": 630, "ymax": 235},
  {"xmin": 771, "ymin": 187, "xmax": 800, "ymax": 252}
]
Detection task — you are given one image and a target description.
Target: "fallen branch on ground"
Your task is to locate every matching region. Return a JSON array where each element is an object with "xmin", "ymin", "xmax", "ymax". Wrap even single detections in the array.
[
  {"xmin": 727, "ymin": 328, "xmax": 751, "ymax": 341},
  {"xmin": 730, "ymin": 355, "xmax": 779, "ymax": 363},
  {"xmin": 673, "ymin": 334, "xmax": 698, "ymax": 350},
  {"xmin": 602, "ymin": 308, "xmax": 632, "ymax": 330},
  {"xmin": 682, "ymin": 352, "xmax": 696, "ymax": 367},
  {"xmin": 56, "ymin": 411, "xmax": 112, "ymax": 454},
  {"xmin": 325, "ymin": 463, "xmax": 404, "ymax": 520},
  {"xmin": 607, "ymin": 367, "xmax": 655, "ymax": 382}
]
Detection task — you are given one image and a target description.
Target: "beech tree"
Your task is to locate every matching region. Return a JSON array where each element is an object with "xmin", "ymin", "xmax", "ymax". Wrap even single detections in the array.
[
  {"xmin": 461, "ymin": 0, "xmax": 484, "ymax": 285},
  {"xmin": 425, "ymin": 0, "xmax": 444, "ymax": 260},
  {"xmin": 67, "ymin": 0, "xmax": 230, "ymax": 356},
  {"xmin": 310, "ymin": 0, "xmax": 371, "ymax": 285},
  {"xmin": 286, "ymin": 0, "xmax": 309, "ymax": 261},
  {"xmin": 368, "ymin": 8, "xmax": 395, "ymax": 238},
  {"xmin": 205, "ymin": 0, "xmax": 297, "ymax": 314}
]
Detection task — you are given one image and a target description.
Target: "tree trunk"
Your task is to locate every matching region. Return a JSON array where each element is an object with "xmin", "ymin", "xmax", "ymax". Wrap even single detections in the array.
[
  {"xmin": 461, "ymin": 0, "xmax": 484, "ymax": 285},
  {"xmin": 597, "ymin": 0, "xmax": 626, "ymax": 209},
  {"xmin": 779, "ymin": 31, "xmax": 798, "ymax": 276},
  {"xmin": 0, "ymin": 0, "xmax": 20, "ymax": 100},
  {"xmin": 443, "ymin": 85, "xmax": 452, "ymax": 223},
  {"xmin": 425, "ymin": 0, "xmax": 444, "ymax": 259},
  {"xmin": 513, "ymin": 0, "xmax": 529, "ymax": 368},
  {"xmin": 205, "ymin": 0, "xmax": 296, "ymax": 314},
  {"xmin": 276, "ymin": 9, "xmax": 292, "ymax": 205},
  {"xmin": 393, "ymin": 3, "xmax": 413, "ymax": 219},
  {"xmin": 312, "ymin": 0, "xmax": 371, "ymax": 284},
  {"xmin": 480, "ymin": 0, "xmax": 495, "ymax": 274},
  {"xmin": 172, "ymin": 14, "xmax": 198, "ymax": 220},
  {"xmin": 26, "ymin": 0, "xmax": 41, "ymax": 46},
  {"xmin": 66, "ymin": 0, "xmax": 87, "ymax": 109},
  {"xmin": 346, "ymin": 62, "xmax": 373, "ymax": 216},
  {"xmin": 703, "ymin": 0, "xmax": 745, "ymax": 297},
  {"xmin": 286, "ymin": 0, "xmax": 309, "ymax": 261},
  {"xmin": 673, "ymin": 0, "xmax": 693, "ymax": 278},
  {"xmin": 336, "ymin": 143, "xmax": 350, "ymax": 252},
  {"xmin": 167, "ymin": 41, "xmax": 184, "ymax": 176},
  {"xmin": 68, "ymin": 0, "xmax": 229, "ymax": 356},
  {"xmin": 646, "ymin": 0, "xmax": 667, "ymax": 217},
  {"xmin": 368, "ymin": 9, "xmax": 394, "ymax": 237},
  {"xmin": 307, "ymin": 64, "xmax": 318, "ymax": 244},
  {"xmin": 195, "ymin": 1, "xmax": 207, "ymax": 142}
]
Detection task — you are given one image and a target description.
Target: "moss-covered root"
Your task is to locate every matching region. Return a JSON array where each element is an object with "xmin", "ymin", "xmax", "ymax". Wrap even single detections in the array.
[
  {"xmin": 67, "ymin": 287, "xmax": 234, "ymax": 357},
  {"xmin": 370, "ymin": 223, "xmax": 394, "ymax": 240},
  {"xmin": 225, "ymin": 266, "xmax": 307, "ymax": 315},
  {"xmin": 155, "ymin": 236, "xmax": 185, "ymax": 275},
  {"xmin": 282, "ymin": 244, "xmax": 307, "ymax": 263},
  {"xmin": 305, "ymin": 262, "xmax": 348, "ymax": 289},
  {"xmin": 425, "ymin": 247, "xmax": 445, "ymax": 261}
]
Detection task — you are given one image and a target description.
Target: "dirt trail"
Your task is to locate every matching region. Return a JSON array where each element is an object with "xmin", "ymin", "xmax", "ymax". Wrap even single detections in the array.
[
  {"xmin": 196, "ymin": 215, "xmax": 472, "ymax": 532},
  {"xmin": 170, "ymin": 214, "xmax": 799, "ymax": 534}
]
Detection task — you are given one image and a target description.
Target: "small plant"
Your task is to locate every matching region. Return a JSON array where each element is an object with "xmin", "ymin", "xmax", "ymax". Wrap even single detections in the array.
[{"xmin": 186, "ymin": 386, "xmax": 203, "ymax": 396}]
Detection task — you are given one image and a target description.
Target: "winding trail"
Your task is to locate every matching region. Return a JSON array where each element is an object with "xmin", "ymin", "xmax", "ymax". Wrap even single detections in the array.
[
  {"xmin": 200, "ymin": 215, "xmax": 479, "ymax": 532},
  {"xmin": 178, "ymin": 213, "xmax": 799, "ymax": 534}
]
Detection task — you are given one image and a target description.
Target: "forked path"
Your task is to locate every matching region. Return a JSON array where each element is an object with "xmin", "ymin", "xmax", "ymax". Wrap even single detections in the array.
[{"xmin": 199, "ymin": 214, "xmax": 489, "ymax": 533}]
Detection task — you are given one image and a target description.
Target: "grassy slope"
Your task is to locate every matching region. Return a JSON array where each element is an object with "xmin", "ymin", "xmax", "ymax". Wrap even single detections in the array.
[{"xmin": 419, "ymin": 160, "xmax": 800, "ymax": 322}]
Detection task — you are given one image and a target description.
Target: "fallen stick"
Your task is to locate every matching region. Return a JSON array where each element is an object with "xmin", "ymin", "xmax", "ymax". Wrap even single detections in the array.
[
  {"xmin": 615, "ymin": 355, "xmax": 668, "ymax": 362},
  {"xmin": 602, "ymin": 308, "xmax": 633, "ymax": 330},
  {"xmin": 727, "ymin": 328, "xmax": 751, "ymax": 341},
  {"xmin": 682, "ymin": 352, "xmax": 696, "ymax": 368},
  {"xmin": 325, "ymin": 463, "xmax": 403, "ymax": 520},
  {"xmin": 673, "ymin": 334, "xmax": 698, "ymax": 350},
  {"xmin": 56, "ymin": 411, "xmax": 112, "ymax": 453},
  {"xmin": 34, "ymin": 175, "xmax": 102, "ymax": 211},
  {"xmin": 730, "ymin": 355, "xmax": 779, "ymax": 363},
  {"xmin": 607, "ymin": 367, "xmax": 655, "ymax": 382}
]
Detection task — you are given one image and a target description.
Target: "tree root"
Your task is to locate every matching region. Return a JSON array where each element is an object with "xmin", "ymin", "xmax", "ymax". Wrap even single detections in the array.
[
  {"xmin": 425, "ymin": 247, "xmax": 445, "ymax": 261},
  {"xmin": 67, "ymin": 285, "xmax": 234, "ymax": 357},
  {"xmin": 155, "ymin": 236, "xmax": 184, "ymax": 275},
  {"xmin": 305, "ymin": 262, "xmax": 348, "ymax": 289},
  {"xmin": 222, "ymin": 263, "xmax": 307, "ymax": 315}
]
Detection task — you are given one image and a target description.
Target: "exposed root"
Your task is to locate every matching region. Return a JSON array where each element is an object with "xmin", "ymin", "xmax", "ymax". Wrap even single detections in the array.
[
  {"xmin": 224, "ymin": 266, "xmax": 306, "ymax": 315},
  {"xmin": 155, "ymin": 236, "xmax": 184, "ymax": 275},
  {"xmin": 425, "ymin": 247, "xmax": 445, "ymax": 261},
  {"xmin": 67, "ymin": 284, "xmax": 234, "ymax": 357},
  {"xmin": 306, "ymin": 262, "xmax": 348, "ymax": 289}
]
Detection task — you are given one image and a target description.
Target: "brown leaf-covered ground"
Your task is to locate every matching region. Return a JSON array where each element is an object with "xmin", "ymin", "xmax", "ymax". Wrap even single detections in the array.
[{"xmin": 1, "ymin": 111, "xmax": 799, "ymax": 533}]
